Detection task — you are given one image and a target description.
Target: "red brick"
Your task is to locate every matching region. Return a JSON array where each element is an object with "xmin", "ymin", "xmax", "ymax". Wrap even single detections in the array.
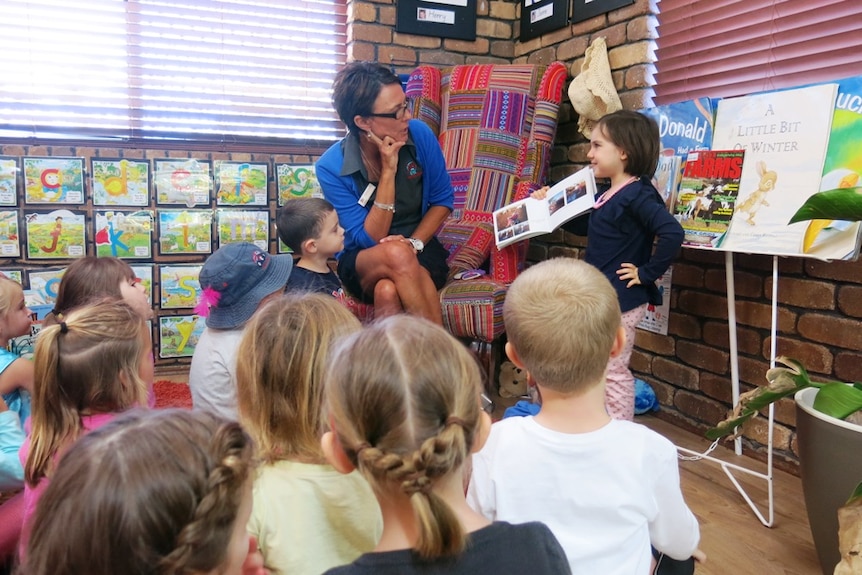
[
  {"xmin": 735, "ymin": 252, "xmax": 774, "ymax": 273},
  {"xmin": 734, "ymin": 300, "xmax": 797, "ymax": 332},
  {"xmin": 674, "ymin": 390, "xmax": 728, "ymax": 427},
  {"xmin": 556, "ymin": 36, "xmax": 589, "ymax": 62},
  {"xmin": 379, "ymin": 5, "xmax": 396, "ymax": 25},
  {"xmin": 677, "ymin": 340, "xmax": 729, "ymax": 374},
  {"xmin": 737, "ymin": 355, "xmax": 769, "ymax": 387},
  {"xmin": 626, "ymin": 15, "xmax": 654, "ymax": 41},
  {"xmin": 489, "ymin": 1, "xmax": 516, "ymax": 19},
  {"xmin": 443, "ymin": 38, "xmax": 490, "ymax": 54},
  {"xmin": 704, "ymin": 268, "xmax": 763, "ymax": 298},
  {"xmin": 680, "ymin": 248, "xmax": 724, "ymax": 266},
  {"xmin": 348, "ymin": 42, "xmax": 377, "ymax": 62},
  {"xmin": 0, "ymin": 145, "xmax": 25, "ymax": 155},
  {"xmin": 629, "ymin": 349, "xmax": 652, "ymax": 374},
  {"xmin": 797, "ymin": 313, "xmax": 862, "ymax": 350},
  {"xmin": 702, "ymin": 321, "xmax": 761, "ymax": 356},
  {"xmin": 647, "ymin": 378, "xmax": 677, "ymax": 407},
  {"xmin": 121, "ymin": 149, "xmax": 146, "ymax": 159},
  {"xmin": 669, "ymin": 262, "xmax": 703, "ymax": 288},
  {"xmin": 805, "ymin": 258, "xmax": 862, "ymax": 285},
  {"xmin": 351, "ymin": 23, "xmax": 392, "ymax": 44},
  {"xmin": 624, "ymin": 64, "xmax": 651, "ymax": 90},
  {"xmin": 837, "ymin": 285, "xmax": 862, "ymax": 318},
  {"xmin": 834, "ymin": 351, "xmax": 862, "ymax": 383},
  {"xmin": 766, "ymin": 276, "xmax": 835, "ymax": 310},
  {"xmin": 676, "ymin": 290, "xmax": 728, "ymax": 320},
  {"xmin": 634, "ymin": 330, "xmax": 674, "ymax": 355},
  {"xmin": 740, "ymin": 417, "xmax": 793, "ymax": 451},
  {"xmin": 490, "ymin": 40, "xmax": 515, "ymax": 59},
  {"xmin": 765, "ymin": 336, "xmax": 833, "ymax": 374},
  {"xmin": 349, "ymin": 2, "xmax": 377, "ymax": 22},
  {"xmin": 699, "ymin": 372, "xmax": 734, "ymax": 403},
  {"xmin": 652, "ymin": 357, "xmax": 699, "ymax": 390},
  {"xmin": 667, "ymin": 312, "xmax": 701, "ymax": 340}
]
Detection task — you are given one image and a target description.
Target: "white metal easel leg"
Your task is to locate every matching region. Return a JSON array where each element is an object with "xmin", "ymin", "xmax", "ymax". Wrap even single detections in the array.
[{"xmin": 675, "ymin": 252, "xmax": 775, "ymax": 527}]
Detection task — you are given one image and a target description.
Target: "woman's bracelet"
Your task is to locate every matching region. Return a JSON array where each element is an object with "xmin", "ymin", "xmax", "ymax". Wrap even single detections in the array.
[{"xmin": 373, "ymin": 201, "xmax": 396, "ymax": 213}]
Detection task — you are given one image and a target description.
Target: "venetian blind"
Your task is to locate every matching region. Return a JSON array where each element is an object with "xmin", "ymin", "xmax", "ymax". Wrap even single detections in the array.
[
  {"xmin": 654, "ymin": 0, "xmax": 862, "ymax": 105},
  {"xmin": 0, "ymin": 0, "xmax": 347, "ymax": 143}
]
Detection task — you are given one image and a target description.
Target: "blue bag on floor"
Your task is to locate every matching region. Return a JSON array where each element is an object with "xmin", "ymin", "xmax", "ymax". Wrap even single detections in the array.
[{"xmin": 635, "ymin": 378, "xmax": 659, "ymax": 415}]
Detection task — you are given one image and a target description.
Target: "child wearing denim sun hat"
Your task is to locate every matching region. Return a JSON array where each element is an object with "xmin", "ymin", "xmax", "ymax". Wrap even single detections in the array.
[{"xmin": 189, "ymin": 242, "xmax": 293, "ymax": 420}]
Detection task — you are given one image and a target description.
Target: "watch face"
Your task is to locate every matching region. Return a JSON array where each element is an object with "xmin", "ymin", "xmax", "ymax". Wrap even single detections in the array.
[{"xmin": 409, "ymin": 237, "xmax": 424, "ymax": 251}]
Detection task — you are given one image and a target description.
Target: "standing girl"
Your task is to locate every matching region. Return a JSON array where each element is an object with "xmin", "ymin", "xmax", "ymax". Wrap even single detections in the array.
[
  {"xmin": 236, "ymin": 293, "xmax": 382, "ymax": 575},
  {"xmin": 0, "ymin": 276, "xmax": 34, "ymax": 562},
  {"xmin": 320, "ymin": 316, "xmax": 571, "ymax": 574},
  {"xmin": 20, "ymin": 408, "xmax": 264, "ymax": 575},
  {"xmin": 18, "ymin": 300, "xmax": 153, "ymax": 556},
  {"xmin": 563, "ymin": 110, "xmax": 683, "ymax": 420}
]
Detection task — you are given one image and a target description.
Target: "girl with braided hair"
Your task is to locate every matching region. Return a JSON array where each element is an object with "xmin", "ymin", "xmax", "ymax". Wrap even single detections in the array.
[
  {"xmin": 320, "ymin": 315, "xmax": 571, "ymax": 574},
  {"xmin": 18, "ymin": 408, "xmax": 266, "ymax": 575},
  {"xmin": 236, "ymin": 293, "xmax": 381, "ymax": 575},
  {"xmin": 17, "ymin": 300, "xmax": 154, "ymax": 559}
]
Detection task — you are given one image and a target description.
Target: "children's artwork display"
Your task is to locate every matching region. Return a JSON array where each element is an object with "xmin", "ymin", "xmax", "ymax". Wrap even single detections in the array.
[
  {"xmin": 154, "ymin": 159, "xmax": 212, "ymax": 206},
  {"xmin": 129, "ymin": 264, "xmax": 153, "ymax": 304},
  {"xmin": 159, "ymin": 315, "xmax": 205, "ymax": 358},
  {"xmin": 0, "ymin": 269, "xmax": 22, "ymax": 284},
  {"xmin": 0, "ymin": 211, "xmax": 20, "ymax": 257},
  {"xmin": 95, "ymin": 210, "xmax": 154, "ymax": 258},
  {"xmin": 675, "ymin": 150, "xmax": 745, "ymax": 249},
  {"xmin": 27, "ymin": 267, "xmax": 67, "ymax": 305},
  {"xmin": 23, "ymin": 157, "xmax": 85, "ymax": 205},
  {"xmin": 91, "ymin": 158, "xmax": 150, "ymax": 206},
  {"xmin": 217, "ymin": 209, "xmax": 269, "ymax": 249},
  {"xmin": 25, "ymin": 209, "xmax": 86, "ymax": 259},
  {"xmin": 157, "ymin": 209, "xmax": 213, "ymax": 255},
  {"xmin": 276, "ymin": 163, "xmax": 320, "ymax": 205},
  {"xmin": 214, "ymin": 161, "xmax": 269, "ymax": 206},
  {"xmin": 277, "ymin": 236, "xmax": 292, "ymax": 254},
  {"xmin": 0, "ymin": 156, "xmax": 19, "ymax": 206},
  {"xmin": 640, "ymin": 98, "xmax": 715, "ymax": 158},
  {"xmin": 711, "ymin": 83, "xmax": 839, "ymax": 258},
  {"xmin": 159, "ymin": 264, "xmax": 203, "ymax": 309},
  {"xmin": 637, "ymin": 266, "xmax": 672, "ymax": 335}
]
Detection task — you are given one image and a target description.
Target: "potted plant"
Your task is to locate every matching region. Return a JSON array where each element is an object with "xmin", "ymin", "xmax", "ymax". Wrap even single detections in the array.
[{"xmin": 707, "ymin": 357, "xmax": 862, "ymax": 575}]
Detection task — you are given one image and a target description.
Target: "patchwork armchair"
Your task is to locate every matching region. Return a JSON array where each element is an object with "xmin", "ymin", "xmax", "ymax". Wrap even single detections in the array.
[{"xmin": 405, "ymin": 62, "xmax": 568, "ymax": 382}]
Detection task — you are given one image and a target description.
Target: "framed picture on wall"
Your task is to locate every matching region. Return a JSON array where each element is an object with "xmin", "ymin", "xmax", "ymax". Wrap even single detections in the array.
[
  {"xmin": 94, "ymin": 210, "xmax": 154, "ymax": 259},
  {"xmin": 216, "ymin": 209, "xmax": 269, "ymax": 250},
  {"xmin": 158, "ymin": 314, "xmax": 205, "ymax": 358},
  {"xmin": 0, "ymin": 211, "xmax": 20, "ymax": 258},
  {"xmin": 129, "ymin": 264, "xmax": 154, "ymax": 305},
  {"xmin": 0, "ymin": 156, "xmax": 20, "ymax": 206},
  {"xmin": 275, "ymin": 163, "xmax": 321, "ymax": 205},
  {"xmin": 24, "ymin": 209, "xmax": 86, "ymax": 260},
  {"xmin": 91, "ymin": 158, "xmax": 150, "ymax": 206},
  {"xmin": 159, "ymin": 264, "xmax": 203, "ymax": 309},
  {"xmin": 396, "ymin": 0, "xmax": 477, "ymax": 41},
  {"xmin": 23, "ymin": 157, "xmax": 85, "ymax": 205},
  {"xmin": 27, "ymin": 267, "xmax": 66, "ymax": 305},
  {"xmin": 157, "ymin": 209, "xmax": 213, "ymax": 255},
  {"xmin": 571, "ymin": 0, "xmax": 634, "ymax": 24},
  {"xmin": 520, "ymin": 0, "xmax": 569, "ymax": 42},
  {"xmin": 214, "ymin": 160, "xmax": 269, "ymax": 206},
  {"xmin": 154, "ymin": 159, "xmax": 212, "ymax": 207}
]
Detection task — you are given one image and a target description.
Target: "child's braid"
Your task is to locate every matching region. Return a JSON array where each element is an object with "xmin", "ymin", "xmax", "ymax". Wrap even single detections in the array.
[{"xmin": 158, "ymin": 421, "xmax": 252, "ymax": 574}]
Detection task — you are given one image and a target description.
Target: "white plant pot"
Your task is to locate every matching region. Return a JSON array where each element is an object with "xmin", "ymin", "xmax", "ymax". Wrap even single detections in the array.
[{"xmin": 795, "ymin": 386, "xmax": 862, "ymax": 575}]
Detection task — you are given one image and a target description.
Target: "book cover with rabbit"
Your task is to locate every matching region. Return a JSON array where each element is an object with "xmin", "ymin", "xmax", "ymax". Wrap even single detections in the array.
[{"xmin": 711, "ymin": 83, "xmax": 838, "ymax": 257}]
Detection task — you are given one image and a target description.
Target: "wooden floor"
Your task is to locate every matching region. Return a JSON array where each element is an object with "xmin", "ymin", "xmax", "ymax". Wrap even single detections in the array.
[{"xmin": 638, "ymin": 415, "xmax": 821, "ymax": 575}]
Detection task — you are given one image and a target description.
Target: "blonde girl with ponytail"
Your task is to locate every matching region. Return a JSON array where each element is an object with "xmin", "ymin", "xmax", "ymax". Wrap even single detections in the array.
[{"xmin": 320, "ymin": 315, "xmax": 571, "ymax": 575}]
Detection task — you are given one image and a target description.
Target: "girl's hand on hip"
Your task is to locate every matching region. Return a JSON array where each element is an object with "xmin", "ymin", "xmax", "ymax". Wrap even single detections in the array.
[{"xmin": 617, "ymin": 263, "xmax": 641, "ymax": 288}]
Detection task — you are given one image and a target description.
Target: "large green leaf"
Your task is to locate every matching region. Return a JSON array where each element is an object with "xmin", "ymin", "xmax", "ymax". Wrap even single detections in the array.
[
  {"xmin": 812, "ymin": 382, "xmax": 862, "ymax": 419},
  {"xmin": 788, "ymin": 187, "xmax": 862, "ymax": 223},
  {"xmin": 848, "ymin": 482, "xmax": 862, "ymax": 506}
]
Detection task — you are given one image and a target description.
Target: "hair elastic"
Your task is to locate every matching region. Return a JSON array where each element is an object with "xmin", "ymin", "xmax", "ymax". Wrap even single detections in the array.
[
  {"xmin": 354, "ymin": 442, "xmax": 371, "ymax": 458},
  {"xmin": 445, "ymin": 416, "xmax": 466, "ymax": 429},
  {"xmin": 59, "ymin": 321, "xmax": 69, "ymax": 334}
]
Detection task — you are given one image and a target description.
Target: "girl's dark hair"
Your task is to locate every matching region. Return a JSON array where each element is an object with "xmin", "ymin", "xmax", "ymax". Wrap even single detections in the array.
[
  {"xmin": 21, "ymin": 408, "xmax": 256, "ymax": 575},
  {"xmin": 331, "ymin": 61, "xmax": 402, "ymax": 134},
  {"xmin": 44, "ymin": 256, "xmax": 136, "ymax": 327},
  {"xmin": 594, "ymin": 110, "xmax": 661, "ymax": 178}
]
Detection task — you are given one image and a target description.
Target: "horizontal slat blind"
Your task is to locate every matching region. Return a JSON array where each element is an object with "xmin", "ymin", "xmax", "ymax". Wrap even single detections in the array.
[
  {"xmin": 654, "ymin": 0, "xmax": 862, "ymax": 105},
  {"xmin": 0, "ymin": 0, "xmax": 347, "ymax": 142}
]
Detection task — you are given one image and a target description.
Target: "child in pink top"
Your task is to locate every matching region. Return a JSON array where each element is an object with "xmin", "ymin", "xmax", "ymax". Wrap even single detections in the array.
[{"xmin": 18, "ymin": 300, "xmax": 153, "ymax": 558}]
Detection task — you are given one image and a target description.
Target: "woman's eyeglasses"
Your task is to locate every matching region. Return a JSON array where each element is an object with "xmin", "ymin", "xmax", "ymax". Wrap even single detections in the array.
[{"xmin": 367, "ymin": 97, "xmax": 413, "ymax": 120}]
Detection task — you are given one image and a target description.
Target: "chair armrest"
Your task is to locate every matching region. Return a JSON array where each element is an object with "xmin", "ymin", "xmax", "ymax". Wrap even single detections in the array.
[{"xmin": 438, "ymin": 219, "xmax": 495, "ymax": 281}]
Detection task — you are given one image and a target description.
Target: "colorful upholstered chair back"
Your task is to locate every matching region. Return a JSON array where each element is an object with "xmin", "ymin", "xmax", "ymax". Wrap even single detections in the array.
[{"xmin": 405, "ymin": 62, "xmax": 567, "ymax": 356}]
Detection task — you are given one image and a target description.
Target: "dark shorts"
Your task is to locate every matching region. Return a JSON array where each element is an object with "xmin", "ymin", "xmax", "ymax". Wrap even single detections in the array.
[{"xmin": 337, "ymin": 236, "xmax": 449, "ymax": 304}]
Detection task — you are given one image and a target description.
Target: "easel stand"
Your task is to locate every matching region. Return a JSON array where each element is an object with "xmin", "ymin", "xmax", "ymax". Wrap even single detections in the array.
[{"xmin": 675, "ymin": 251, "xmax": 775, "ymax": 527}]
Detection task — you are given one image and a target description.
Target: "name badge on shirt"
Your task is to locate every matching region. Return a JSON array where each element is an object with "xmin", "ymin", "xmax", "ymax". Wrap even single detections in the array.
[{"xmin": 358, "ymin": 183, "xmax": 376, "ymax": 207}]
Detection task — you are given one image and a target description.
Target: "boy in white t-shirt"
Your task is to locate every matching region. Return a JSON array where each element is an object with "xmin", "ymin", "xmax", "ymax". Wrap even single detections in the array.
[{"xmin": 467, "ymin": 258, "xmax": 704, "ymax": 575}]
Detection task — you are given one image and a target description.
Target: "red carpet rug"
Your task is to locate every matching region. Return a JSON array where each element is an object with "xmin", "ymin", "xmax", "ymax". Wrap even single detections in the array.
[{"xmin": 153, "ymin": 380, "xmax": 193, "ymax": 409}]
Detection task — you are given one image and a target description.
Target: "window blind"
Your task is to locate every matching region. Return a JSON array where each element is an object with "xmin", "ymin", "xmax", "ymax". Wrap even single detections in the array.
[
  {"xmin": 654, "ymin": 0, "xmax": 862, "ymax": 105},
  {"xmin": 0, "ymin": 0, "xmax": 347, "ymax": 143}
]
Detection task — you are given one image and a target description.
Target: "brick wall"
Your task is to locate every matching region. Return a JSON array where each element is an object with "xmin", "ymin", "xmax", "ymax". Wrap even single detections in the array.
[{"xmin": 353, "ymin": 0, "xmax": 862, "ymax": 474}]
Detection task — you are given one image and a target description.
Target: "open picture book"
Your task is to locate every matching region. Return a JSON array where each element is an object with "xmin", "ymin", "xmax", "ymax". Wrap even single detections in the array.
[{"xmin": 493, "ymin": 166, "xmax": 597, "ymax": 248}]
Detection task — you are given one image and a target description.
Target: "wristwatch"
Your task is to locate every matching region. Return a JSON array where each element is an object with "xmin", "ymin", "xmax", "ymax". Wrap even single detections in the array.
[{"xmin": 408, "ymin": 237, "xmax": 424, "ymax": 253}]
